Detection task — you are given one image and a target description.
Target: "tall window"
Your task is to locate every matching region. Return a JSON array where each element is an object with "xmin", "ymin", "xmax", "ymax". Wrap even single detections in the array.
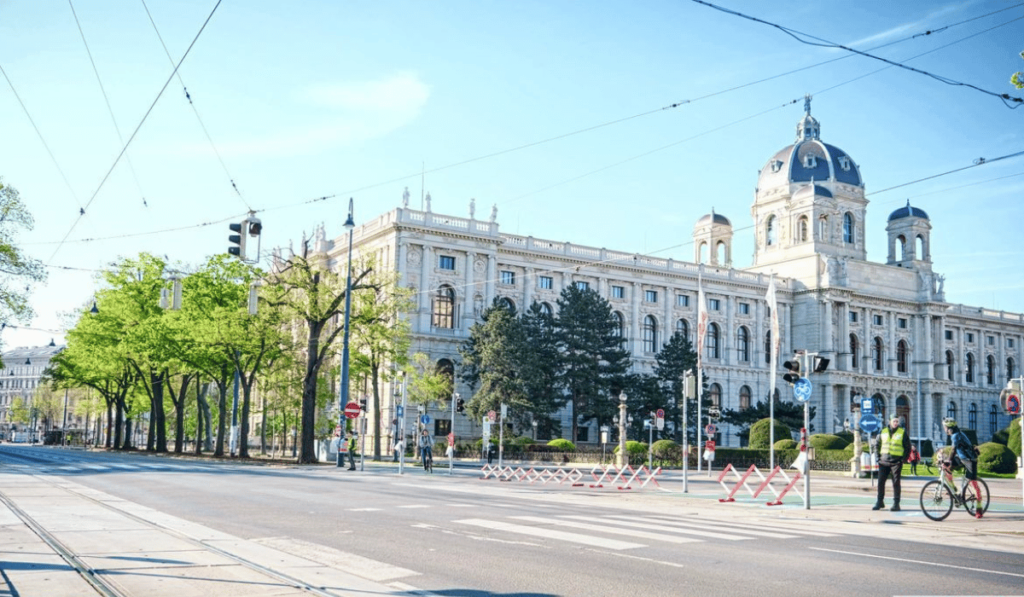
[
  {"xmin": 500, "ymin": 270, "xmax": 516, "ymax": 285},
  {"xmin": 575, "ymin": 281, "xmax": 590, "ymax": 291},
  {"xmin": 990, "ymin": 405, "xmax": 999, "ymax": 436},
  {"xmin": 612, "ymin": 312, "xmax": 624, "ymax": 339},
  {"xmin": 438, "ymin": 255, "xmax": 455, "ymax": 270},
  {"xmin": 850, "ymin": 334, "xmax": 859, "ymax": 368},
  {"xmin": 436, "ymin": 359, "xmax": 455, "ymax": 401},
  {"xmin": 499, "ymin": 297, "xmax": 516, "ymax": 313},
  {"xmin": 946, "ymin": 401, "xmax": 957, "ymax": 421},
  {"xmin": 968, "ymin": 403, "xmax": 977, "ymax": 430},
  {"xmin": 818, "ymin": 216, "xmax": 829, "ymax": 242},
  {"xmin": 897, "ymin": 340, "xmax": 908, "ymax": 373},
  {"xmin": 946, "ymin": 350, "xmax": 955, "ymax": 382},
  {"xmin": 843, "ymin": 212, "xmax": 854, "ymax": 244},
  {"xmin": 1008, "ymin": 357, "xmax": 1016, "ymax": 381},
  {"xmin": 797, "ymin": 216, "xmax": 808, "ymax": 243},
  {"xmin": 709, "ymin": 383, "xmax": 722, "ymax": 407},
  {"xmin": 538, "ymin": 276, "xmax": 553, "ymax": 290},
  {"xmin": 611, "ymin": 285, "xmax": 624, "ymax": 298},
  {"xmin": 873, "ymin": 337, "xmax": 884, "ymax": 371},
  {"xmin": 737, "ymin": 326, "xmax": 750, "ymax": 362},
  {"xmin": 739, "ymin": 386, "xmax": 751, "ymax": 411},
  {"xmin": 986, "ymin": 355, "xmax": 995, "ymax": 385},
  {"xmin": 432, "ymin": 285, "xmax": 455, "ymax": 329},
  {"xmin": 676, "ymin": 319, "xmax": 689, "ymax": 340},
  {"xmin": 766, "ymin": 216, "xmax": 777, "ymax": 246},
  {"xmin": 539, "ymin": 302, "xmax": 553, "ymax": 316},
  {"xmin": 764, "ymin": 330, "xmax": 772, "ymax": 364},
  {"xmin": 642, "ymin": 316, "xmax": 658, "ymax": 353},
  {"xmin": 966, "ymin": 353, "xmax": 975, "ymax": 383},
  {"xmin": 707, "ymin": 323, "xmax": 720, "ymax": 359}
]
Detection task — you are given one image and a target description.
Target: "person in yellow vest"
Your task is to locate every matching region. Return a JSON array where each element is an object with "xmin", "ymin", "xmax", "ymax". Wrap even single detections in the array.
[{"xmin": 873, "ymin": 414, "xmax": 911, "ymax": 511}]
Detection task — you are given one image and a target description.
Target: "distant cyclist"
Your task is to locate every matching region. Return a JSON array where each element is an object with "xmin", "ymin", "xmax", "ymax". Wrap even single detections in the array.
[
  {"xmin": 418, "ymin": 429, "xmax": 433, "ymax": 473},
  {"xmin": 943, "ymin": 418, "xmax": 983, "ymax": 519}
]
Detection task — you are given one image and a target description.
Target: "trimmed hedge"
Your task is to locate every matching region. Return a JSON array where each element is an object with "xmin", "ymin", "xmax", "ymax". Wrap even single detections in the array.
[
  {"xmin": 651, "ymin": 439, "xmax": 679, "ymax": 461},
  {"xmin": 978, "ymin": 442, "xmax": 1017, "ymax": 475},
  {"xmin": 809, "ymin": 434, "xmax": 848, "ymax": 450},
  {"xmin": 547, "ymin": 438, "xmax": 576, "ymax": 452},
  {"xmin": 749, "ymin": 418, "xmax": 792, "ymax": 449},
  {"xmin": 1010, "ymin": 418, "xmax": 1022, "ymax": 458},
  {"xmin": 835, "ymin": 430, "xmax": 855, "ymax": 445},
  {"xmin": 774, "ymin": 439, "xmax": 798, "ymax": 450}
]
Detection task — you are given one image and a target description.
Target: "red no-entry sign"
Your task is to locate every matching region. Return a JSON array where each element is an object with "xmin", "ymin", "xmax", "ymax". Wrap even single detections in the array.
[{"xmin": 344, "ymin": 402, "xmax": 361, "ymax": 419}]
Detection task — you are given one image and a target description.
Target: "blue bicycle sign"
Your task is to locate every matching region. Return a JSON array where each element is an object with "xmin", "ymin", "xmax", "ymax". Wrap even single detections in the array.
[{"xmin": 793, "ymin": 377, "xmax": 812, "ymax": 402}]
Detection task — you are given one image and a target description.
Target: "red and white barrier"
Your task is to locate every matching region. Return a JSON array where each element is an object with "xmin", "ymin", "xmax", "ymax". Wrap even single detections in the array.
[
  {"xmin": 717, "ymin": 463, "xmax": 804, "ymax": 506},
  {"xmin": 479, "ymin": 464, "xmax": 661, "ymax": 490}
]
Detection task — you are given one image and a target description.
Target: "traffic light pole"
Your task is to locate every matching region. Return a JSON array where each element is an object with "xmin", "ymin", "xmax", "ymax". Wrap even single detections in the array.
[{"xmin": 449, "ymin": 390, "xmax": 457, "ymax": 476}]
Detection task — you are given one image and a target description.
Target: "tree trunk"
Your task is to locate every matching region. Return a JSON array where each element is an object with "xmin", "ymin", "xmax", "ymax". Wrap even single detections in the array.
[
  {"xmin": 239, "ymin": 380, "xmax": 252, "ymax": 459},
  {"xmin": 199, "ymin": 383, "xmax": 213, "ymax": 451},
  {"xmin": 106, "ymin": 399, "xmax": 114, "ymax": 448},
  {"xmin": 299, "ymin": 321, "xmax": 323, "ymax": 464},
  {"xmin": 153, "ymin": 370, "xmax": 168, "ymax": 452},
  {"xmin": 259, "ymin": 394, "xmax": 267, "ymax": 456},
  {"xmin": 172, "ymin": 375, "xmax": 191, "ymax": 454},
  {"xmin": 215, "ymin": 378, "xmax": 228, "ymax": 457},
  {"xmin": 122, "ymin": 417, "xmax": 133, "ymax": 450},
  {"xmin": 147, "ymin": 396, "xmax": 156, "ymax": 451},
  {"xmin": 371, "ymin": 365, "xmax": 381, "ymax": 460}
]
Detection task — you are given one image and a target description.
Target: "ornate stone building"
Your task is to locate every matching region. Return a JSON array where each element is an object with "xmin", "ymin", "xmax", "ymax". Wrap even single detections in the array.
[
  {"xmin": 0, "ymin": 342, "xmax": 65, "ymax": 441},
  {"xmin": 313, "ymin": 101, "xmax": 1022, "ymax": 449}
]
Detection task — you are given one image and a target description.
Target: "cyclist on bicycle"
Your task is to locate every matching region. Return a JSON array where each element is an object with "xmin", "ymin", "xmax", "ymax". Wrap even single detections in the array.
[
  {"xmin": 942, "ymin": 418, "xmax": 983, "ymax": 519},
  {"xmin": 418, "ymin": 429, "xmax": 433, "ymax": 472}
]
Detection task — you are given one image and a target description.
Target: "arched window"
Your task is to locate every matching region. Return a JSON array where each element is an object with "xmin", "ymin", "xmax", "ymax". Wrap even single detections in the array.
[
  {"xmin": 873, "ymin": 337, "xmax": 884, "ymax": 371},
  {"xmin": 916, "ymin": 235, "xmax": 926, "ymax": 259},
  {"xmin": 676, "ymin": 319, "xmax": 689, "ymax": 340},
  {"xmin": 873, "ymin": 394, "xmax": 887, "ymax": 421},
  {"xmin": 642, "ymin": 316, "xmax": 658, "ymax": 353},
  {"xmin": 436, "ymin": 359, "xmax": 455, "ymax": 400},
  {"xmin": 966, "ymin": 353, "xmax": 975, "ymax": 383},
  {"xmin": 896, "ymin": 340, "xmax": 908, "ymax": 373},
  {"xmin": 897, "ymin": 235, "xmax": 907, "ymax": 260},
  {"xmin": 1008, "ymin": 357, "xmax": 1016, "ymax": 381},
  {"xmin": 766, "ymin": 216, "xmax": 777, "ymax": 246},
  {"xmin": 699, "ymin": 241, "xmax": 708, "ymax": 263},
  {"xmin": 707, "ymin": 323, "xmax": 720, "ymax": 359},
  {"xmin": 716, "ymin": 241, "xmax": 727, "ymax": 264},
  {"xmin": 737, "ymin": 326, "xmax": 750, "ymax": 362},
  {"xmin": 990, "ymin": 404, "xmax": 999, "ymax": 435},
  {"xmin": 968, "ymin": 403, "xmax": 977, "ymax": 430},
  {"xmin": 986, "ymin": 355, "xmax": 995, "ymax": 385},
  {"xmin": 709, "ymin": 383, "xmax": 722, "ymax": 408},
  {"xmin": 946, "ymin": 350, "xmax": 955, "ymax": 382},
  {"xmin": 946, "ymin": 401, "xmax": 957, "ymax": 421},
  {"xmin": 764, "ymin": 329, "xmax": 773, "ymax": 364},
  {"xmin": 739, "ymin": 385, "xmax": 751, "ymax": 411},
  {"xmin": 843, "ymin": 212, "xmax": 854, "ymax": 244},
  {"xmin": 850, "ymin": 334, "xmax": 859, "ymax": 369},
  {"xmin": 612, "ymin": 312, "xmax": 624, "ymax": 339},
  {"xmin": 797, "ymin": 216, "xmax": 808, "ymax": 243},
  {"xmin": 818, "ymin": 216, "xmax": 829, "ymax": 242},
  {"xmin": 432, "ymin": 285, "xmax": 456, "ymax": 329},
  {"xmin": 539, "ymin": 302, "xmax": 553, "ymax": 316}
]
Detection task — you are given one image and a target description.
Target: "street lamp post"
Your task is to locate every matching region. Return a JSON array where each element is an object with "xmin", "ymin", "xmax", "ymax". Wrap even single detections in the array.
[
  {"xmin": 337, "ymin": 198, "xmax": 356, "ymax": 468},
  {"xmin": 616, "ymin": 392, "xmax": 627, "ymax": 467},
  {"xmin": 61, "ymin": 388, "xmax": 69, "ymax": 447}
]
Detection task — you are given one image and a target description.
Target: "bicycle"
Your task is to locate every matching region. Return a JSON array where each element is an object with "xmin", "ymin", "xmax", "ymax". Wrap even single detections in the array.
[
  {"xmin": 422, "ymin": 449, "xmax": 433, "ymax": 473},
  {"xmin": 919, "ymin": 459, "xmax": 989, "ymax": 521}
]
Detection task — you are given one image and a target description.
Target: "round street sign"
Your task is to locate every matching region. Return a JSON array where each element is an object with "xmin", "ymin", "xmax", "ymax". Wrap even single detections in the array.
[
  {"xmin": 344, "ymin": 402, "xmax": 361, "ymax": 419},
  {"xmin": 656, "ymin": 408, "xmax": 665, "ymax": 418},
  {"xmin": 396, "ymin": 405, "xmax": 404, "ymax": 418},
  {"xmin": 488, "ymin": 410, "xmax": 497, "ymax": 422},
  {"xmin": 793, "ymin": 377, "xmax": 813, "ymax": 402},
  {"xmin": 420, "ymin": 414, "xmax": 432, "ymax": 425},
  {"xmin": 705, "ymin": 424, "xmax": 716, "ymax": 436},
  {"xmin": 859, "ymin": 413, "xmax": 881, "ymax": 434},
  {"xmin": 1007, "ymin": 394, "xmax": 1021, "ymax": 415}
]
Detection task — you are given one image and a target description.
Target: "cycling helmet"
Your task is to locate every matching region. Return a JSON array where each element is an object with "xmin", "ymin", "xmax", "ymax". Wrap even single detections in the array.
[{"xmin": 942, "ymin": 417, "xmax": 957, "ymax": 429}]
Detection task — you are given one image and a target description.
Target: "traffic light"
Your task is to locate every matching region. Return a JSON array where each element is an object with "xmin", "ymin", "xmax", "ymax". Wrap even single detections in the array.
[
  {"xmin": 812, "ymin": 356, "xmax": 830, "ymax": 373},
  {"xmin": 782, "ymin": 359, "xmax": 801, "ymax": 384},
  {"xmin": 228, "ymin": 222, "xmax": 246, "ymax": 259},
  {"xmin": 359, "ymin": 398, "xmax": 367, "ymax": 411},
  {"xmin": 456, "ymin": 397, "xmax": 466, "ymax": 413}
]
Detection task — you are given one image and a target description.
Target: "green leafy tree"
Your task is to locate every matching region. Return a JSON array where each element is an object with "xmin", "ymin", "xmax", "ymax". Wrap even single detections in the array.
[
  {"xmin": 1012, "ymin": 50, "xmax": 1024, "ymax": 89},
  {"xmin": 0, "ymin": 177, "xmax": 45, "ymax": 335},
  {"xmin": 555, "ymin": 286, "xmax": 631, "ymax": 443}
]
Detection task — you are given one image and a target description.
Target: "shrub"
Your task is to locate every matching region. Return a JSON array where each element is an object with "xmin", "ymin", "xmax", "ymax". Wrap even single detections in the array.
[
  {"xmin": 749, "ymin": 418, "xmax": 792, "ymax": 449},
  {"xmin": 513, "ymin": 436, "xmax": 535, "ymax": 447},
  {"xmin": 962, "ymin": 429, "xmax": 978, "ymax": 447},
  {"xmin": 978, "ymin": 442, "xmax": 1017, "ymax": 475},
  {"xmin": 614, "ymin": 440, "xmax": 648, "ymax": 457},
  {"xmin": 809, "ymin": 434, "xmax": 848, "ymax": 450},
  {"xmin": 547, "ymin": 438, "xmax": 576, "ymax": 452},
  {"xmin": 992, "ymin": 426, "xmax": 1010, "ymax": 445},
  {"xmin": 834, "ymin": 430, "xmax": 855, "ymax": 445},
  {"xmin": 651, "ymin": 439, "xmax": 680, "ymax": 461},
  {"xmin": 1009, "ymin": 419, "xmax": 1022, "ymax": 459},
  {"xmin": 774, "ymin": 439, "xmax": 798, "ymax": 450}
]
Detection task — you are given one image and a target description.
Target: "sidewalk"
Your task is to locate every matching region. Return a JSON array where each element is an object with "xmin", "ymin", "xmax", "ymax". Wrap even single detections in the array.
[{"xmin": 0, "ymin": 471, "xmax": 410, "ymax": 597}]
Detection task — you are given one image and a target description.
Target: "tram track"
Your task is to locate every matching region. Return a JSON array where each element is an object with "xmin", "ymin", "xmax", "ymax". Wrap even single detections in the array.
[{"xmin": 0, "ymin": 457, "xmax": 358, "ymax": 597}]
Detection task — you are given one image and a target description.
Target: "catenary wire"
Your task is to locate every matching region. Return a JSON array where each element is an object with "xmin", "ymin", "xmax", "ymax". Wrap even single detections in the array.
[
  {"xmin": 46, "ymin": 0, "xmax": 224, "ymax": 265},
  {"xmin": 690, "ymin": 0, "xmax": 1024, "ymax": 108},
  {"xmin": 139, "ymin": 0, "xmax": 251, "ymax": 212}
]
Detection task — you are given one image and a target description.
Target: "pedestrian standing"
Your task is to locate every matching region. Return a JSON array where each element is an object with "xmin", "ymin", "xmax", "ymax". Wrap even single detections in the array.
[
  {"xmin": 393, "ymin": 437, "xmax": 404, "ymax": 463},
  {"xmin": 907, "ymin": 445, "xmax": 920, "ymax": 476},
  {"xmin": 347, "ymin": 434, "xmax": 357, "ymax": 470},
  {"xmin": 873, "ymin": 414, "xmax": 911, "ymax": 511},
  {"xmin": 418, "ymin": 430, "xmax": 433, "ymax": 470}
]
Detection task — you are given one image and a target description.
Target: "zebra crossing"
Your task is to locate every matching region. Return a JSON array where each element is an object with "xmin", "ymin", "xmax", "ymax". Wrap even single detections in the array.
[{"xmin": 450, "ymin": 512, "xmax": 836, "ymax": 550}]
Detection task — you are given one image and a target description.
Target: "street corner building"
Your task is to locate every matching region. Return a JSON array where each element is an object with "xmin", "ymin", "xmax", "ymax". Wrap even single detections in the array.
[{"xmin": 301, "ymin": 102, "xmax": 1022, "ymax": 450}]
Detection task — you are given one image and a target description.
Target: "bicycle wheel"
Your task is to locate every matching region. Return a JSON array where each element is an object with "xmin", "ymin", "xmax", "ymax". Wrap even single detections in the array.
[
  {"xmin": 962, "ymin": 478, "xmax": 990, "ymax": 516},
  {"xmin": 920, "ymin": 480, "xmax": 954, "ymax": 521}
]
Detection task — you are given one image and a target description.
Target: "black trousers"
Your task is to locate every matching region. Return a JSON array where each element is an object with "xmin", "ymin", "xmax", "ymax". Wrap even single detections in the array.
[{"xmin": 876, "ymin": 458, "xmax": 903, "ymax": 502}]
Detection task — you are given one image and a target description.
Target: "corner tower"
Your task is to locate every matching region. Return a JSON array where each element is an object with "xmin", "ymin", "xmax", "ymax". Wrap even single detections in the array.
[
  {"xmin": 693, "ymin": 210, "xmax": 732, "ymax": 266},
  {"xmin": 751, "ymin": 96, "xmax": 868, "ymax": 268},
  {"xmin": 886, "ymin": 200, "xmax": 932, "ymax": 269}
]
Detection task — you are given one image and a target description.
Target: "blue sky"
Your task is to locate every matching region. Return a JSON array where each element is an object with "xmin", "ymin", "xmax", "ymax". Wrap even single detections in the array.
[{"xmin": 1, "ymin": 0, "xmax": 1022, "ymax": 349}]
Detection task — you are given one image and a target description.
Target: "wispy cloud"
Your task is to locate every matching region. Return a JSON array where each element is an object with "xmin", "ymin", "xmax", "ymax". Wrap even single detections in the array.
[
  {"xmin": 843, "ymin": 4, "xmax": 964, "ymax": 49},
  {"xmin": 183, "ymin": 72, "xmax": 430, "ymax": 158}
]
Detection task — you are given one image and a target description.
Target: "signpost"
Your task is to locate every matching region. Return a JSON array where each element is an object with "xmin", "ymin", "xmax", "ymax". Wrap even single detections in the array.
[
  {"xmin": 344, "ymin": 402, "xmax": 361, "ymax": 419},
  {"xmin": 859, "ymin": 414, "xmax": 881, "ymax": 434},
  {"xmin": 793, "ymin": 377, "xmax": 812, "ymax": 402},
  {"xmin": 705, "ymin": 423, "xmax": 717, "ymax": 437}
]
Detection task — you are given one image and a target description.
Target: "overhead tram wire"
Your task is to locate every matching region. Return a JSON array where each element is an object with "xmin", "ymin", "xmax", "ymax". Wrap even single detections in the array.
[
  {"xmin": 0, "ymin": 64, "xmax": 85, "ymax": 213},
  {"xmin": 26, "ymin": 212, "xmax": 243, "ymax": 246},
  {"xmin": 140, "ymin": 0, "xmax": 251, "ymax": 212},
  {"xmin": 690, "ymin": 0, "xmax": 1024, "ymax": 109},
  {"xmin": 68, "ymin": 0, "xmax": 150, "ymax": 209},
  {"xmin": 46, "ymin": 0, "xmax": 224, "ymax": 265}
]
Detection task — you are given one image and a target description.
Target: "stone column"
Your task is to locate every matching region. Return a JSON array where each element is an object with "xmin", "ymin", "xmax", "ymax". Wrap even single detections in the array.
[
  {"xmin": 664, "ymin": 285, "xmax": 673, "ymax": 352},
  {"xmin": 485, "ymin": 254, "xmax": 497, "ymax": 306},
  {"xmin": 839, "ymin": 302, "xmax": 849, "ymax": 372},
  {"xmin": 922, "ymin": 314, "xmax": 934, "ymax": 380},
  {"xmin": 823, "ymin": 298, "xmax": 834, "ymax": 355},
  {"xmin": 463, "ymin": 251, "xmax": 477, "ymax": 327},
  {"xmin": 523, "ymin": 267, "xmax": 534, "ymax": 310},
  {"xmin": 631, "ymin": 282, "xmax": 642, "ymax": 357},
  {"xmin": 420, "ymin": 244, "xmax": 433, "ymax": 330},
  {"xmin": 755, "ymin": 297, "xmax": 765, "ymax": 369},
  {"xmin": 724, "ymin": 295, "xmax": 734, "ymax": 365}
]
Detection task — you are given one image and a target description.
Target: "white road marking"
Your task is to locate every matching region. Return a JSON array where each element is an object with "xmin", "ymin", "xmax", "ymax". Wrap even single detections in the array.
[
  {"xmin": 584, "ymin": 549, "xmax": 689, "ymax": 568},
  {"xmin": 560, "ymin": 515, "xmax": 750, "ymax": 541},
  {"xmin": 809, "ymin": 547, "xmax": 1024, "ymax": 579},
  {"xmin": 389, "ymin": 581, "xmax": 448, "ymax": 596},
  {"xmin": 512, "ymin": 516, "xmax": 701, "ymax": 544},
  {"xmin": 398, "ymin": 504, "xmax": 431, "ymax": 508},
  {"xmin": 454, "ymin": 518, "xmax": 644, "ymax": 550},
  {"xmin": 348, "ymin": 507, "xmax": 382, "ymax": 511},
  {"xmin": 617, "ymin": 514, "xmax": 831, "ymax": 538}
]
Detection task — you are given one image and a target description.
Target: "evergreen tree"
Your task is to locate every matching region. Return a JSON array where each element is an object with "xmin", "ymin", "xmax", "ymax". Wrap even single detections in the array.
[
  {"xmin": 459, "ymin": 301, "xmax": 530, "ymax": 421},
  {"xmin": 555, "ymin": 286, "xmax": 630, "ymax": 443},
  {"xmin": 652, "ymin": 331, "xmax": 710, "ymax": 445},
  {"xmin": 519, "ymin": 302, "xmax": 564, "ymax": 437}
]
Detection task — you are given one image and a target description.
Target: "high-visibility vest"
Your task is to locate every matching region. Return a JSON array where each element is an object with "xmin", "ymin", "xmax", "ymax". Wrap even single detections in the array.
[{"xmin": 880, "ymin": 427, "xmax": 906, "ymax": 458}]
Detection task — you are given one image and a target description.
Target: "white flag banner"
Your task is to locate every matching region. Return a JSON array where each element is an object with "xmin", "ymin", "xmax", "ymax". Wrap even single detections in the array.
[
  {"xmin": 697, "ymin": 274, "xmax": 708, "ymax": 373},
  {"xmin": 766, "ymin": 274, "xmax": 779, "ymax": 469}
]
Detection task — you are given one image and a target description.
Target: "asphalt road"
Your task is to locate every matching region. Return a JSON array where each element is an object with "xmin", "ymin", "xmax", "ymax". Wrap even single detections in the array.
[{"xmin": 2, "ymin": 444, "xmax": 1022, "ymax": 597}]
